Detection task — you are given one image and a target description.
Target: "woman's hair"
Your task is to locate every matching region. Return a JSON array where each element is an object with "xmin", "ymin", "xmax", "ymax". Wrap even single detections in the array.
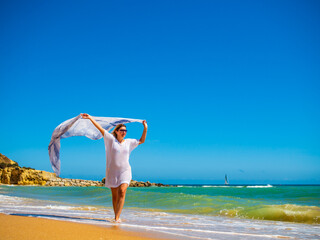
[{"xmin": 111, "ymin": 124, "xmax": 126, "ymax": 138}]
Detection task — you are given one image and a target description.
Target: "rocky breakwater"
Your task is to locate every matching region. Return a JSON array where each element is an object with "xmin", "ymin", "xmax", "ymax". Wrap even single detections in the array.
[
  {"xmin": 101, "ymin": 178, "xmax": 170, "ymax": 187},
  {"xmin": 0, "ymin": 153, "xmax": 172, "ymax": 187},
  {"xmin": 46, "ymin": 179, "xmax": 169, "ymax": 187},
  {"xmin": 45, "ymin": 178, "xmax": 104, "ymax": 187},
  {"xmin": 129, "ymin": 180, "xmax": 170, "ymax": 187}
]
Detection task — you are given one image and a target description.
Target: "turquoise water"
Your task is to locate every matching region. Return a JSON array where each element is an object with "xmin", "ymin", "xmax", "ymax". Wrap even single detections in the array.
[{"xmin": 1, "ymin": 184, "xmax": 319, "ymax": 224}]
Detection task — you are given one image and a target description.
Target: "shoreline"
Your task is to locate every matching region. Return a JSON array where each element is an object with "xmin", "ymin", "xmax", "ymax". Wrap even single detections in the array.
[
  {"xmin": 1, "ymin": 184, "xmax": 319, "ymax": 239},
  {"xmin": 0, "ymin": 213, "xmax": 178, "ymax": 240}
]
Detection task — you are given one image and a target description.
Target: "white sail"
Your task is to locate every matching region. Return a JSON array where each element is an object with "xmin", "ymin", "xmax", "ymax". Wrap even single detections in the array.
[{"xmin": 225, "ymin": 174, "xmax": 229, "ymax": 185}]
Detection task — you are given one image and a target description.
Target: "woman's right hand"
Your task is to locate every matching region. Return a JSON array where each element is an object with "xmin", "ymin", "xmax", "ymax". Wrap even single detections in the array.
[
  {"xmin": 81, "ymin": 113, "xmax": 90, "ymax": 119},
  {"xmin": 81, "ymin": 113, "xmax": 105, "ymax": 136}
]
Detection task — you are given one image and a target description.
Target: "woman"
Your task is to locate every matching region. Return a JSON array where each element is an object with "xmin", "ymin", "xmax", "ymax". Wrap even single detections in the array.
[{"xmin": 80, "ymin": 113, "xmax": 148, "ymax": 223}]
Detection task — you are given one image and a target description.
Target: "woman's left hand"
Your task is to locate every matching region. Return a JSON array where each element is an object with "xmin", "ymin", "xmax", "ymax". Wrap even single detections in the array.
[{"xmin": 142, "ymin": 120, "xmax": 148, "ymax": 129}]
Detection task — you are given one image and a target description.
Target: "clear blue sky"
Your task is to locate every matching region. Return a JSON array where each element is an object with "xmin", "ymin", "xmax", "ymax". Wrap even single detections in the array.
[{"xmin": 1, "ymin": 0, "xmax": 319, "ymax": 184}]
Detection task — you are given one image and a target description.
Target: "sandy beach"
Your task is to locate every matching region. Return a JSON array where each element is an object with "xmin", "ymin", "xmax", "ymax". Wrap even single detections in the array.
[{"xmin": 0, "ymin": 213, "xmax": 173, "ymax": 240}]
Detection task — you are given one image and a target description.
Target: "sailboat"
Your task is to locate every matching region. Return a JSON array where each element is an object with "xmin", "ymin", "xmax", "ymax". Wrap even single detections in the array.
[{"xmin": 225, "ymin": 174, "xmax": 229, "ymax": 185}]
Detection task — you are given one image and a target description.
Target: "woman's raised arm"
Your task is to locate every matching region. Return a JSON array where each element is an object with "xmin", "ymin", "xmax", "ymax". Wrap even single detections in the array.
[
  {"xmin": 139, "ymin": 120, "xmax": 148, "ymax": 144},
  {"xmin": 81, "ymin": 113, "xmax": 105, "ymax": 136}
]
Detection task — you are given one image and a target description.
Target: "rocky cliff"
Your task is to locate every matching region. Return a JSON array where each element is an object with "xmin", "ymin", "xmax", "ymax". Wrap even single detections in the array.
[
  {"xmin": 0, "ymin": 167, "xmax": 56, "ymax": 185},
  {"xmin": 0, "ymin": 153, "xmax": 19, "ymax": 168},
  {"xmin": 0, "ymin": 153, "xmax": 57, "ymax": 185},
  {"xmin": 0, "ymin": 153, "xmax": 169, "ymax": 187}
]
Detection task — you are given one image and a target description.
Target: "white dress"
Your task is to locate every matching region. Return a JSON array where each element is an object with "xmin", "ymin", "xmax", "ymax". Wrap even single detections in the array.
[{"xmin": 103, "ymin": 130, "xmax": 140, "ymax": 188}]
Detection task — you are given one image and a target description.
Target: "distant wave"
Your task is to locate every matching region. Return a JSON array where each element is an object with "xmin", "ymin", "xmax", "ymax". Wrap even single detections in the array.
[
  {"xmin": 196, "ymin": 185, "xmax": 273, "ymax": 188},
  {"xmin": 246, "ymin": 184, "xmax": 273, "ymax": 188},
  {"xmin": 199, "ymin": 184, "xmax": 274, "ymax": 188},
  {"xmin": 202, "ymin": 185, "xmax": 230, "ymax": 188}
]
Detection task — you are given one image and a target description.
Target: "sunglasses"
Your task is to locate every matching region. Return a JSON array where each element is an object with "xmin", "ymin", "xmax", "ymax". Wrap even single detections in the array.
[{"xmin": 119, "ymin": 129, "xmax": 127, "ymax": 132}]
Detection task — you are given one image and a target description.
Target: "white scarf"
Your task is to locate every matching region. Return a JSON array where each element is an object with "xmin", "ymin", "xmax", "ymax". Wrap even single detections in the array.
[{"xmin": 48, "ymin": 115, "xmax": 143, "ymax": 176}]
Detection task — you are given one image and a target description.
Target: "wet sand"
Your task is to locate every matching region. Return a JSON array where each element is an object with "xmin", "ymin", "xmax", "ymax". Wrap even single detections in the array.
[{"xmin": 0, "ymin": 213, "xmax": 173, "ymax": 240}]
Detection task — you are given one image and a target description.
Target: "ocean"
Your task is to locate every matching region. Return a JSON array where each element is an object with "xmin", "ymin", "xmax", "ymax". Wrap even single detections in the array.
[{"xmin": 0, "ymin": 184, "xmax": 319, "ymax": 239}]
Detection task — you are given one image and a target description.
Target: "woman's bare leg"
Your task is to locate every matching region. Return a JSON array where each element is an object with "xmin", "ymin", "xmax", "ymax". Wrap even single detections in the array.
[
  {"xmin": 114, "ymin": 183, "xmax": 128, "ymax": 221},
  {"xmin": 111, "ymin": 187, "xmax": 118, "ymax": 215}
]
